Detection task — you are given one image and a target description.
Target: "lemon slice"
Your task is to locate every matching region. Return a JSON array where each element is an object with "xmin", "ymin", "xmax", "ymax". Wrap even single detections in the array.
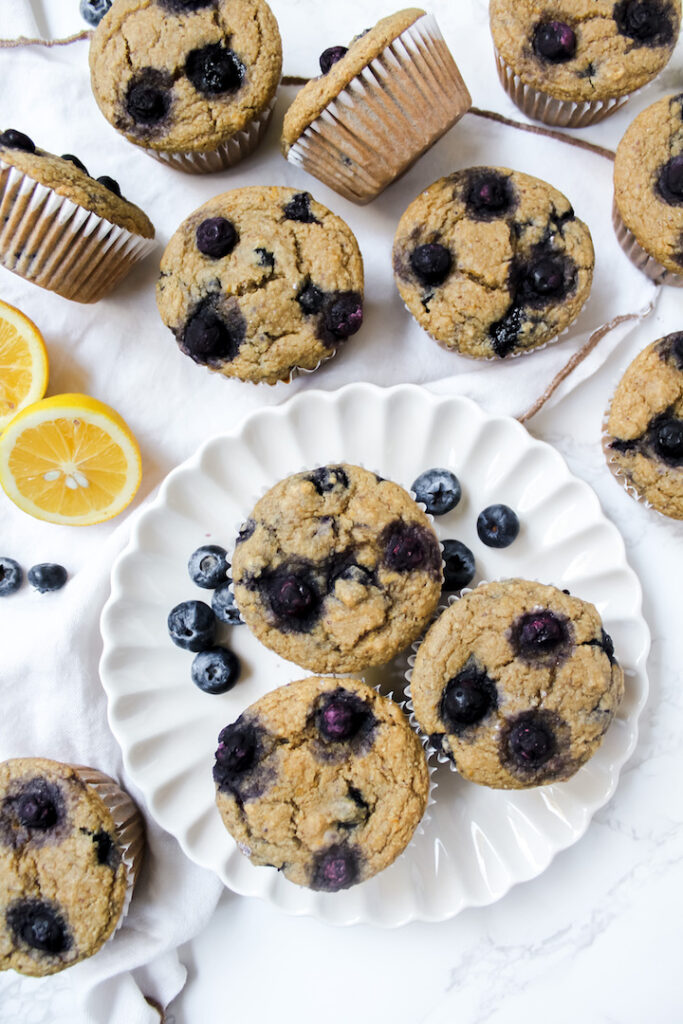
[
  {"xmin": 0, "ymin": 394, "xmax": 142, "ymax": 525},
  {"xmin": 0, "ymin": 299, "xmax": 49, "ymax": 432}
]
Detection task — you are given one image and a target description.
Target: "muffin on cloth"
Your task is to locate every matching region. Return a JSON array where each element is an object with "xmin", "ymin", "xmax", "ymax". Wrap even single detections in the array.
[
  {"xmin": 281, "ymin": 8, "xmax": 471, "ymax": 204},
  {"xmin": 604, "ymin": 332, "xmax": 683, "ymax": 519},
  {"xmin": 409, "ymin": 579, "xmax": 624, "ymax": 789},
  {"xmin": 0, "ymin": 758, "xmax": 144, "ymax": 976},
  {"xmin": 157, "ymin": 186, "xmax": 364, "ymax": 384},
  {"xmin": 392, "ymin": 167, "xmax": 594, "ymax": 359},
  {"xmin": 490, "ymin": 0, "xmax": 681, "ymax": 128},
  {"xmin": 89, "ymin": 0, "xmax": 282, "ymax": 173},
  {"xmin": 213, "ymin": 676, "xmax": 430, "ymax": 891},
  {"xmin": 0, "ymin": 130, "xmax": 154, "ymax": 304},
  {"xmin": 231, "ymin": 464, "xmax": 443, "ymax": 672},
  {"xmin": 613, "ymin": 92, "xmax": 683, "ymax": 286}
]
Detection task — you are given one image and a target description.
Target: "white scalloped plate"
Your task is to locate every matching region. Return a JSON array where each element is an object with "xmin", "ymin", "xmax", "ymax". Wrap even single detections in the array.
[{"xmin": 100, "ymin": 384, "xmax": 649, "ymax": 927}]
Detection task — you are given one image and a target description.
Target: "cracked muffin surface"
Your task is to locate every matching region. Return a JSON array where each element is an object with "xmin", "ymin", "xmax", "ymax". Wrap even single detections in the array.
[
  {"xmin": 410, "ymin": 579, "xmax": 624, "ymax": 789},
  {"xmin": 213, "ymin": 676, "xmax": 429, "ymax": 890},
  {"xmin": 156, "ymin": 187, "xmax": 364, "ymax": 384},
  {"xmin": 392, "ymin": 167, "xmax": 594, "ymax": 359},
  {"xmin": 89, "ymin": 0, "xmax": 282, "ymax": 154},
  {"xmin": 490, "ymin": 0, "xmax": 680, "ymax": 103},
  {"xmin": 231, "ymin": 464, "xmax": 442, "ymax": 671},
  {"xmin": 0, "ymin": 758, "xmax": 129, "ymax": 976},
  {"xmin": 605, "ymin": 332, "xmax": 683, "ymax": 519}
]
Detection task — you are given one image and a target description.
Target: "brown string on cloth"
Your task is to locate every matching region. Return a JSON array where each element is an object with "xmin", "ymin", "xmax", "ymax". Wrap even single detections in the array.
[{"xmin": 0, "ymin": 34, "xmax": 652, "ymax": 422}]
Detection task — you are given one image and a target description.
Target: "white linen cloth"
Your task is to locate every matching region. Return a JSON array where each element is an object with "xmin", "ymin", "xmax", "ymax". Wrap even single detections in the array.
[{"xmin": 0, "ymin": 1, "xmax": 680, "ymax": 1021}]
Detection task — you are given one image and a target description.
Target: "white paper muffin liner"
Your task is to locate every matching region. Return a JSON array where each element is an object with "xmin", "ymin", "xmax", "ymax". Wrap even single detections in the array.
[
  {"xmin": 494, "ymin": 48, "xmax": 630, "ymax": 128},
  {"xmin": 0, "ymin": 160, "xmax": 156, "ymax": 303},
  {"xmin": 67, "ymin": 764, "xmax": 145, "ymax": 937},
  {"xmin": 612, "ymin": 199, "xmax": 683, "ymax": 288},
  {"xmin": 146, "ymin": 96, "xmax": 277, "ymax": 174},
  {"xmin": 287, "ymin": 13, "xmax": 472, "ymax": 204}
]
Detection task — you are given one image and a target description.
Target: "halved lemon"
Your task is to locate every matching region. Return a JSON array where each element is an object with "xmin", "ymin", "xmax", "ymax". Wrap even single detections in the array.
[
  {"xmin": 0, "ymin": 299, "xmax": 49, "ymax": 432},
  {"xmin": 0, "ymin": 394, "xmax": 142, "ymax": 525}
]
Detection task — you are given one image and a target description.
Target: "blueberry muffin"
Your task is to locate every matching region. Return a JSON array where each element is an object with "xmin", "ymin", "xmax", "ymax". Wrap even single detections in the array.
[
  {"xmin": 157, "ymin": 187, "xmax": 364, "ymax": 384},
  {"xmin": 491, "ymin": 0, "xmax": 681, "ymax": 128},
  {"xmin": 213, "ymin": 676, "xmax": 429, "ymax": 891},
  {"xmin": 604, "ymin": 332, "xmax": 683, "ymax": 519},
  {"xmin": 392, "ymin": 167, "xmax": 594, "ymax": 359},
  {"xmin": 410, "ymin": 580, "xmax": 624, "ymax": 789},
  {"xmin": 0, "ymin": 130, "xmax": 154, "ymax": 303},
  {"xmin": 231, "ymin": 464, "xmax": 443, "ymax": 672},
  {"xmin": 281, "ymin": 9, "xmax": 471, "ymax": 204},
  {"xmin": 613, "ymin": 93, "xmax": 683, "ymax": 285},
  {"xmin": 89, "ymin": 0, "xmax": 282, "ymax": 173},
  {"xmin": 0, "ymin": 758, "xmax": 144, "ymax": 975}
]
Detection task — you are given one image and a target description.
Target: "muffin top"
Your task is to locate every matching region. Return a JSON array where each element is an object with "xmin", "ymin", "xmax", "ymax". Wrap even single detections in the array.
[
  {"xmin": 157, "ymin": 186, "xmax": 364, "ymax": 384},
  {"xmin": 605, "ymin": 332, "xmax": 683, "ymax": 519},
  {"xmin": 490, "ymin": 0, "xmax": 681, "ymax": 103},
  {"xmin": 0, "ymin": 131, "xmax": 154, "ymax": 238},
  {"xmin": 614, "ymin": 93, "xmax": 683, "ymax": 276},
  {"xmin": 281, "ymin": 8, "xmax": 425, "ymax": 151},
  {"xmin": 410, "ymin": 580, "xmax": 624, "ymax": 790},
  {"xmin": 392, "ymin": 167, "xmax": 594, "ymax": 359},
  {"xmin": 232, "ymin": 464, "xmax": 443, "ymax": 672},
  {"xmin": 213, "ymin": 676, "xmax": 429, "ymax": 891},
  {"xmin": 89, "ymin": 0, "xmax": 282, "ymax": 154},
  {"xmin": 0, "ymin": 758, "xmax": 129, "ymax": 976}
]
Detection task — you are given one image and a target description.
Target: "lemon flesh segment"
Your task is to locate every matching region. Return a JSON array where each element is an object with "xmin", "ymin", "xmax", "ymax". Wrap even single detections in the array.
[
  {"xmin": 0, "ymin": 396, "xmax": 142, "ymax": 526},
  {"xmin": 0, "ymin": 300, "xmax": 49, "ymax": 431}
]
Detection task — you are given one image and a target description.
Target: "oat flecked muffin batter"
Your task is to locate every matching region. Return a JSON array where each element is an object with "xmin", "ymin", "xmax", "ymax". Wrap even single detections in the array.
[
  {"xmin": 392, "ymin": 167, "xmax": 594, "ymax": 358},
  {"xmin": 410, "ymin": 580, "xmax": 624, "ymax": 789},
  {"xmin": 213, "ymin": 676, "xmax": 430, "ymax": 890},
  {"xmin": 231, "ymin": 464, "xmax": 443, "ymax": 672},
  {"xmin": 604, "ymin": 332, "xmax": 683, "ymax": 519},
  {"xmin": 157, "ymin": 187, "xmax": 364, "ymax": 384}
]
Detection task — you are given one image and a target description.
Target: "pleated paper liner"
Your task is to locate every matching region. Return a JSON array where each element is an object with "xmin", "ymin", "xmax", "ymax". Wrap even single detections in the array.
[
  {"xmin": 286, "ymin": 13, "xmax": 472, "ymax": 204},
  {"xmin": 0, "ymin": 160, "xmax": 156, "ymax": 304},
  {"xmin": 612, "ymin": 199, "xmax": 683, "ymax": 288},
  {"xmin": 147, "ymin": 96, "xmax": 277, "ymax": 175},
  {"xmin": 494, "ymin": 48, "xmax": 630, "ymax": 128}
]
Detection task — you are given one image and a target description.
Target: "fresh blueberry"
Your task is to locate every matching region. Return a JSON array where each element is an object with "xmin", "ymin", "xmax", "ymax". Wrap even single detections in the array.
[
  {"xmin": 310, "ymin": 844, "xmax": 359, "ymax": 891},
  {"xmin": 187, "ymin": 545, "xmax": 229, "ymax": 589},
  {"xmin": 411, "ymin": 468, "xmax": 461, "ymax": 515},
  {"xmin": 319, "ymin": 46, "xmax": 348, "ymax": 74},
  {"xmin": 213, "ymin": 719, "xmax": 259, "ymax": 789},
  {"xmin": 7, "ymin": 899, "xmax": 71, "ymax": 954},
  {"xmin": 79, "ymin": 0, "xmax": 112, "ymax": 25},
  {"xmin": 381, "ymin": 521, "xmax": 441, "ymax": 575},
  {"xmin": 262, "ymin": 566, "xmax": 322, "ymax": 629},
  {"xmin": 61, "ymin": 154, "xmax": 88, "ymax": 174},
  {"xmin": 297, "ymin": 283, "xmax": 325, "ymax": 315},
  {"xmin": 410, "ymin": 243, "xmax": 452, "ymax": 286},
  {"xmin": 0, "ymin": 129, "xmax": 35, "ymax": 153},
  {"xmin": 657, "ymin": 155, "xmax": 683, "ymax": 204},
  {"xmin": 167, "ymin": 600, "xmax": 216, "ymax": 651},
  {"xmin": 212, "ymin": 582, "xmax": 242, "ymax": 625},
  {"xmin": 512, "ymin": 610, "xmax": 569, "ymax": 660},
  {"xmin": 182, "ymin": 299, "xmax": 246, "ymax": 365},
  {"xmin": 306, "ymin": 466, "xmax": 349, "ymax": 494},
  {"xmin": 125, "ymin": 70, "xmax": 173, "ymax": 126},
  {"xmin": 533, "ymin": 20, "xmax": 577, "ymax": 61},
  {"xmin": 613, "ymin": 0, "xmax": 674, "ymax": 44},
  {"xmin": 96, "ymin": 175, "xmax": 121, "ymax": 197},
  {"xmin": 283, "ymin": 192, "xmax": 318, "ymax": 223},
  {"xmin": 441, "ymin": 539, "xmax": 475, "ymax": 591},
  {"xmin": 315, "ymin": 689, "xmax": 374, "ymax": 743},
  {"xmin": 0, "ymin": 557, "xmax": 23, "ymax": 596},
  {"xmin": 186, "ymin": 43, "xmax": 245, "ymax": 94},
  {"xmin": 476, "ymin": 505, "xmax": 519, "ymax": 548},
  {"xmin": 440, "ymin": 660, "xmax": 497, "ymax": 731},
  {"xmin": 323, "ymin": 293, "xmax": 363, "ymax": 339},
  {"xmin": 27, "ymin": 564, "xmax": 67, "ymax": 593},
  {"xmin": 196, "ymin": 217, "xmax": 238, "ymax": 258},
  {"xmin": 465, "ymin": 169, "xmax": 515, "ymax": 219},
  {"xmin": 191, "ymin": 647, "xmax": 241, "ymax": 694},
  {"xmin": 504, "ymin": 712, "xmax": 557, "ymax": 769},
  {"xmin": 653, "ymin": 416, "xmax": 683, "ymax": 463}
]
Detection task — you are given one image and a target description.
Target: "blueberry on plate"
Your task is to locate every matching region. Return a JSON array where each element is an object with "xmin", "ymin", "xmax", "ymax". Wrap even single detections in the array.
[
  {"xmin": 212, "ymin": 582, "xmax": 242, "ymax": 625},
  {"xmin": 411, "ymin": 468, "xmax": 461, "ymax": 515},
  {"xmin": 476, "ymin": 505, "xmax": 520, "ymax": 548},
  {"xmin": 441, "ymin": 540, "xmax": 475, "ymax": 590},
  {"xmin": 27, "ymin": 563, "xmax": 67, "ymax": 593},
  {"xmin": 191, "ymin": 647, "xmax": 241, "ymax": 694},
  {"xmin": 168, "ymin": 600, "xmax": 216, "ymax": 651},
  {"xmin": 0, "ymin": 557, "xmax": 23, "ymax": 596},
  {"xmin": 80, "ymin": 0, "xmax": 112, "ymax": 26},
  {"xmin": 188, "ymin": 545, "xmax": 229, "ymax": 589}
]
